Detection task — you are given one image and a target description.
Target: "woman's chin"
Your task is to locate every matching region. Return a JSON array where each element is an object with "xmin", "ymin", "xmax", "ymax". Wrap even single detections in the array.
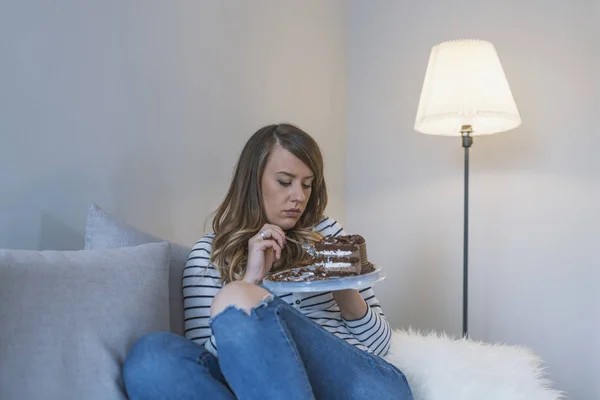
[{"xmin": 273, "ymin": 218, "xmax": 298, "ymax": 230}]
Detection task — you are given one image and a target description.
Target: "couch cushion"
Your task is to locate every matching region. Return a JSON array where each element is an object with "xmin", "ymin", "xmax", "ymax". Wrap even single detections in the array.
[
  {"xmin": 84, "ymin": 203, "xmax": 191, "ymax": 335},
  {"xmin": 0, "ymin": 242, "xmax": 171, "ymax": 400}
]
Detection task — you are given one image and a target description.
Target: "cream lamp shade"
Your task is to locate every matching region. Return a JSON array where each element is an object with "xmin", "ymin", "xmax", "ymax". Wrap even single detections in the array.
[{"xmin": 414, "ymin": 39, "xmax": 521, "ymax": 136}]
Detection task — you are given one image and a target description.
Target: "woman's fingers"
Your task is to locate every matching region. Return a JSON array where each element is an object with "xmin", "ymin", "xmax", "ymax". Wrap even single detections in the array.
[
  {"xmin": 268, "ymin": 224, "xmax": 286, "ymax": 240},
  {"xmin": 258, "ymin": 224, "xmax": 286, "ymax": 249},
  {"xmin": 245, "ymin": 224, "xmax": 287, "ymax": 281},
  {"xmin": 259, "ymin": 240, "xmax": 282, "ymax": 260}
]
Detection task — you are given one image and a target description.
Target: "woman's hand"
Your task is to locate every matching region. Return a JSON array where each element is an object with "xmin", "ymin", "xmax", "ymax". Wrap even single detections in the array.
[{"xmin": 243, "ymin": 224, "xmax": 287, "ymax": 284}]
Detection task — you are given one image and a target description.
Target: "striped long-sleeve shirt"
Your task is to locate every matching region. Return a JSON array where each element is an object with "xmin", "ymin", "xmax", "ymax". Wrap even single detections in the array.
[{"xmin": 182, "ymin": 217, "xmax": 392, "ymax": 358}]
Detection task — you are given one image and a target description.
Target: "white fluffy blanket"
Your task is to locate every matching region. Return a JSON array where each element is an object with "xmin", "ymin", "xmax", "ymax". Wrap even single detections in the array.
[{"xmin": 384, "ymin": 329, "xmax": 565, "ymax": 400}]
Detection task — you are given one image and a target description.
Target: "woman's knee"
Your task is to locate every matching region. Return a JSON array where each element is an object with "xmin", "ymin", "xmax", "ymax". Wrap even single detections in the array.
[
  {"xmin": 210, "ymin": 281, "xmax": 273, "ymax": 317},
  {"xmin": 122, "ymin": 332, "xmax": 177, "ymax": 388}
]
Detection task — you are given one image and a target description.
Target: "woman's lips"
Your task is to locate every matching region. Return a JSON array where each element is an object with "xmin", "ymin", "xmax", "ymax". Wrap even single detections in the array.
[{"xmin": 283, "ymin": 209, "xmax": 301, "ymax": 217}]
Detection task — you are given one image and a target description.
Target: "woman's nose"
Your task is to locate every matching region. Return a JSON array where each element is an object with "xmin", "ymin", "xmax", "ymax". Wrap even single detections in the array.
[{"xmin": 291, "ymin": 184, "xmax": 306, "ymax": 202}]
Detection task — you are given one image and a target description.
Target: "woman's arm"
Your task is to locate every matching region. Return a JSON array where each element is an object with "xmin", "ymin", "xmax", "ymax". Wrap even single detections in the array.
[
  {"xmin": 338, "ymin": 287, "xmax": 392, "ymax": 357},
  {"xmin": 332, "ymin": 289, "xmax": 368, "ymax": 320},
  {"xmin": 182, "ymin": 233, "xmax": 221, "ymax": 354}
]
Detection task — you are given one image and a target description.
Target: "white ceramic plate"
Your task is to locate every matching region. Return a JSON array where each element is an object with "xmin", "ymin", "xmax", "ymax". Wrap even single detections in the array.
[{"xmin": 262, "ymin": 265, "xmax": 385, "ymax": 293}]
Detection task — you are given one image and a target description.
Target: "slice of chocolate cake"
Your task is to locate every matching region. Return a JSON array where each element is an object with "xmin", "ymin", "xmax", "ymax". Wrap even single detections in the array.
[
  {"xmin": 312, "ymin": 234, "xmax": 364, "ymax": 276},
  {"xmin": 267, "ymin": 234, "xmax": 375, "ymax": 283}
]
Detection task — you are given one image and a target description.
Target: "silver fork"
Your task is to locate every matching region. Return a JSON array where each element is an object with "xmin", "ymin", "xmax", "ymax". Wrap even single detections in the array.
[{"xmin": 286, "ymin": 236, "xmax": 316, "ymax": 256}]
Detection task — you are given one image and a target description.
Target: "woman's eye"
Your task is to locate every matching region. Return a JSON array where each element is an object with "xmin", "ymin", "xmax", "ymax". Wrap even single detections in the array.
[
  {"xmin": 302, "ymin": 184, "xmax": 312, "ymax": 189},
  {"xmin": 278, "ymin": 181, "xmax": 292, "ymax": 187}
]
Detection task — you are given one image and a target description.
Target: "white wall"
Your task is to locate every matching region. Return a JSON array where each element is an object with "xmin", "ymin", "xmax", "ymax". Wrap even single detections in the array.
[
  {"xmin": 0, "ymin": 0, "xmax": 347, "ymax": 250},
  {"xmin": 347, "ymin": 1, "xmax": 599, "ymax": 398},
  {"xmin": 592, "ymin": 3, "xmax": 600, "ymax": 398}
]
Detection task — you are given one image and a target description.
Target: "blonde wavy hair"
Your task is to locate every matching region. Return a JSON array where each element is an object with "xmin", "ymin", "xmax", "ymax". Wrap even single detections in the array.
[{"xmin": 210, "ymin": 123, "xmax": 328, "ymax": 283}]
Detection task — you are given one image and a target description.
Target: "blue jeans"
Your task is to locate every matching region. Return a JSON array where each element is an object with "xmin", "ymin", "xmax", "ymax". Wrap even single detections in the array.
[{"xmin": 123, "ymin": 294, "xmax": 413, "ymax": 399}]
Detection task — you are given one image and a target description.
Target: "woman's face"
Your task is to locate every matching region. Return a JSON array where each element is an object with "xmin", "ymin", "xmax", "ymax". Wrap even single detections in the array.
[{"xmin": 261, "ymin": 144, "xmax": 314, "ymax": 230}]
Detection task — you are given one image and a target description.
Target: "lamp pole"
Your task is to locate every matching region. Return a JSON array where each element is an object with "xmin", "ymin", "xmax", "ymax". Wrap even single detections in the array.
[{"xmin": 461, "ymin": 124, "xmax": 473, "ymax": 338}]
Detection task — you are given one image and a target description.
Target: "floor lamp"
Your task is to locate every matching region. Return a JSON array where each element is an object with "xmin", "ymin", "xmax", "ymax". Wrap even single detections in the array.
[{"xmin": 413, "ymin": 39, "xmax": 521, "ymax": 338}]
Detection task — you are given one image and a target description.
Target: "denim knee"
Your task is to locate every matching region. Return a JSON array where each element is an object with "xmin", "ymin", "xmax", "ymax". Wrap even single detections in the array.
[{"xmin": 122, "ymin": 331, "xmax": 175, "ymax": 391}]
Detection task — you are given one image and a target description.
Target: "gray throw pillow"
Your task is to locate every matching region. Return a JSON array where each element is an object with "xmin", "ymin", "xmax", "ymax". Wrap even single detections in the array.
[
  {"xmin": 84, "ymin": 203, "xmax": 191, "ymax": 335},
  {"xmin": 0, "ymin": 242, "xmax": 171, "ymax": 400}
]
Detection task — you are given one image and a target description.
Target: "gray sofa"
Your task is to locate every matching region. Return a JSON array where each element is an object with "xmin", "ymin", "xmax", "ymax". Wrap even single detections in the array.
[
  {"xmin": 0, "ymin": 204, "xmax": 189, "ymax": 400},
  {"xmin": 0, "ymin": 204, "xmax": 564, "ymax": 400}
]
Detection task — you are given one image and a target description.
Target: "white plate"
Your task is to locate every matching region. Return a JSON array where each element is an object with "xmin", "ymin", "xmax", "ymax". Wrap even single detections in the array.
[{"xmin": 262, "ymin": 265, "xmax": 385, "ymax": 293}]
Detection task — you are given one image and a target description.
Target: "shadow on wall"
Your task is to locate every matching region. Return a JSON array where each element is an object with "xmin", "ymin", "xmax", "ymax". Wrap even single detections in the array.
[
  {"xmin": 38, "ymin": 210, "xmax": 85, "ymax": 251},
  {"xmin": 111, "ymin": 147, "xmax": 175, "ymax": 241},
  {"xmin": 33, "ymin": 147, "xmax": 176, "ymax": 251}
]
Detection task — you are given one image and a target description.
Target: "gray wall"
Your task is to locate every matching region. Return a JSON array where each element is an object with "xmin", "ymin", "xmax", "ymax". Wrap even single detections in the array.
[
  {"xmin": 0, "ymin": 1, "xmax": 347, "ymax": 250},
  {"xmin": 347, "ymin": 1, "xmax": 599, "ymax": 399}
]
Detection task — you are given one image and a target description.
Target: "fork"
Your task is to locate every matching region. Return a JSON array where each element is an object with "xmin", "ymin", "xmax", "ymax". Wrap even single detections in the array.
[
  {"xmin": 285, "ymin": 236, "xmax": 316, "ymax": 256},
  {"xmin": 284, "ymin": 234, "xmax": 330, "ymax": 244}
]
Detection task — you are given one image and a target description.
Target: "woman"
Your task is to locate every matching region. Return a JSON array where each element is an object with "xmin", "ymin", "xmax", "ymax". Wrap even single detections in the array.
[{"xmin": 122, "ymin": 123, "xmax": 413, "ymax": 399}]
